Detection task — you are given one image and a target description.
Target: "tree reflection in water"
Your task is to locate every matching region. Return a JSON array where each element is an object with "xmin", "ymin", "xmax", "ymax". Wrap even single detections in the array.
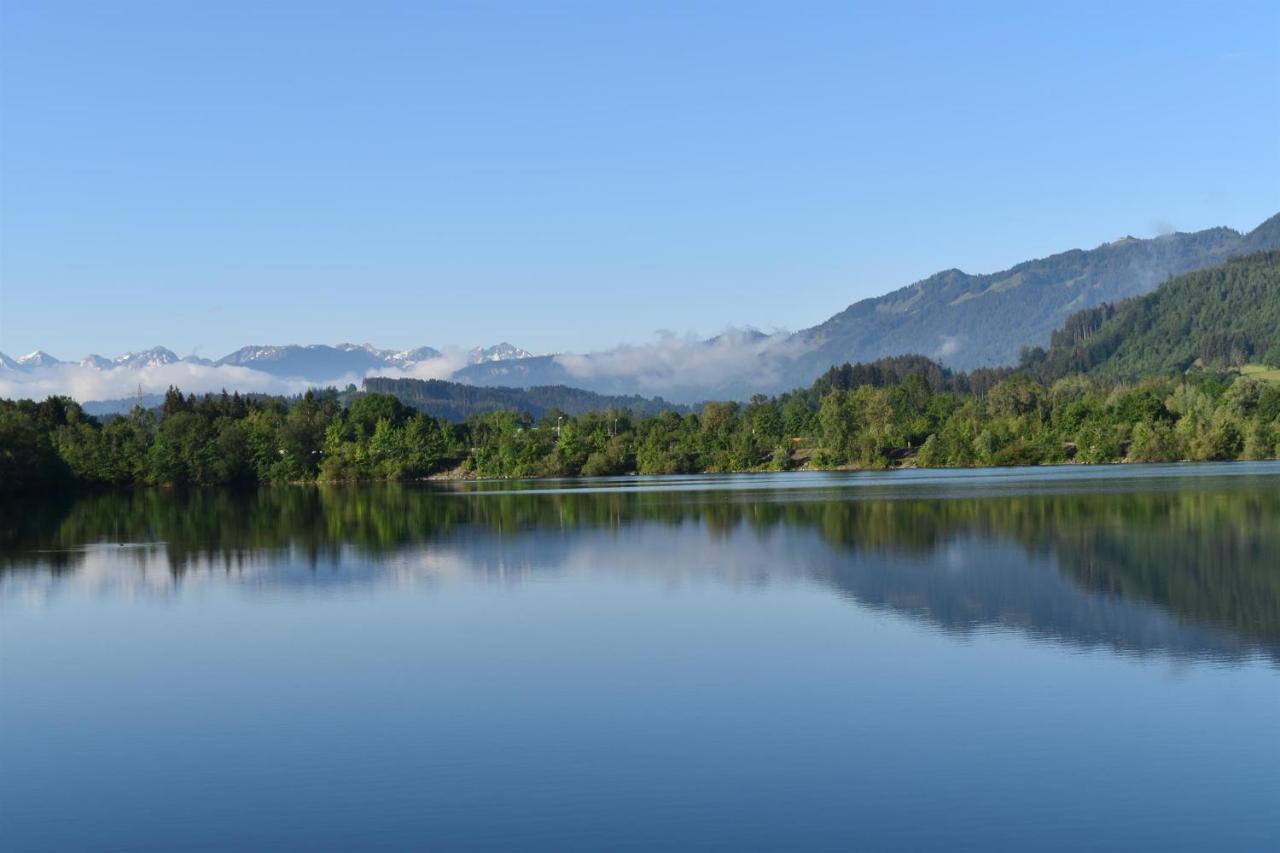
[{"xmin": 4, "ymin": 467, "xmax": 1279, "ymax": 664}]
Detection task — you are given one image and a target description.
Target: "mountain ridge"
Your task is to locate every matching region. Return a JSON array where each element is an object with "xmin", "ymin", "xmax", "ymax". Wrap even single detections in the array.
[
  {"xmin": 450, "ymin": 212, "xmax": 1280, "ymax": 398},
  {"xmin": 5, "ymin": 212, "xmax": 1278, "ymax": 401},
  {"xmin": 0, "ymin": 341, "xmax": 531, "ymax": 382},
  {"xmin": 793, "ymin": 223, "xmax": 1258, "ymax": 372}
]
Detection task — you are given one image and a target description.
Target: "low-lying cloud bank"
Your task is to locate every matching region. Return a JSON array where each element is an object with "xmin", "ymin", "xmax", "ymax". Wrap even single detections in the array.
[
  {"xmin": 2, "ymin": 331, "xmax": 806, "ymax": 406},
  {"xmin": 552, "ymin": 328, "xmax": 802, "ymax": 399},
  {"xmin": 352, "ymin": 348, "xmax": 470, "ymax": 383},
  {"xmin": 0, "ymin": 362, "xmax": 341, "ymax": 403},
  {"xmin": 0, "ymin": 347, "xmax": 509, "ymax": 405}
]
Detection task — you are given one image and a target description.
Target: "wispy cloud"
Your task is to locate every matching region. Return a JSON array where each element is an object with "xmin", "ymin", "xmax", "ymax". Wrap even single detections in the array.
[
  {"xmin": 361, "ymin": 348, "xmax": 469, "ymax": 383},
  {"xmin": 0, "ymin": 348, "xmax": 476, "ymax": 402},
  {"xmin": 553, "ymin": 328, "xmax": 801, "ymax": 397},
  {"xmin": 0, "ymin": 363, "xmax": 338, "ymax": 402}
]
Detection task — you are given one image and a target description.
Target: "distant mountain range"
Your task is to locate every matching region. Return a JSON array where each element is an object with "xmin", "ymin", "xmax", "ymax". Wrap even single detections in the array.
[
  {"xmin": 0, "ymin": 341, "xmax": 534, "ymax": 382},
  {"xmin": 4, "ymin": 212, "xmax": 1277, "ymax": 403},
  {"xmin": 469, "ymin": 343, "xmax": 534, "ymax": 363},
  {"xmin": 792, "ymin": 215, "xmax": 1280, "ymax": 374},
  {"xmin": 212, "ymin": 343, "xmax": 446, "ymax": 379},
  {"xmin": 453, "ymin": 212, "xmax": 1280, "ymax": 399}
]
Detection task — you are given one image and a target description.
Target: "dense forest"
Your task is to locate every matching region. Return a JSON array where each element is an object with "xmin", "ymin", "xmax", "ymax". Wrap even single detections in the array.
[
  {"xmin": 3, "ymin": 254, "xmax": 1279, "ymax": 492},
  {"xmin": 1020, "ymin": 251, "xmax": 1280, "ymax": 381},
  {"xmin": 362, "ymin": 377, "xmax": 687, "ymax": 421}
]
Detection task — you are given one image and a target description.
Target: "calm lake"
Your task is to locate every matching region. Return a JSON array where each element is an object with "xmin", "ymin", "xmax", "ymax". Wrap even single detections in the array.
[{"xmin": 2, "ymin": 463, "xmax": 1278, "ymax": 852}]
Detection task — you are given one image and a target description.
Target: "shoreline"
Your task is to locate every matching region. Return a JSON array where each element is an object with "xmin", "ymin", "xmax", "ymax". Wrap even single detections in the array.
[{"xmin": 12, "ymin": 456, "xmax": 1278, "ymax": 495}]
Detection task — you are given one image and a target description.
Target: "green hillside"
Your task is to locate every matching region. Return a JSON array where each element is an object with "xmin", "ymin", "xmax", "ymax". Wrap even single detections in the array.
[
  {"xmin": 362, "ymin": 377, "xmax": 687, "ymax": 421},
  {"xmin": 791, "ymin": 214, "xmax": 1279, "ymax": 376},
  {"xmin": 1022, "ymin": 252, "xmax": 1280, "ymax": 382}
]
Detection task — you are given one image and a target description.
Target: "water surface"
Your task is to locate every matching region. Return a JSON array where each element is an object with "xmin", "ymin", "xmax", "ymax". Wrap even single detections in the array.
[{"xmin": 3, "ymin": 464, "xmax": 1279, "ymax": 851}]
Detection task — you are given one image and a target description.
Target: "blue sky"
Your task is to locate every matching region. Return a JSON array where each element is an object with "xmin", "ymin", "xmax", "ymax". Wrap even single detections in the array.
[{"xmin": 2, "ymin": 1, "xmax": 1278, "ymax": 360}]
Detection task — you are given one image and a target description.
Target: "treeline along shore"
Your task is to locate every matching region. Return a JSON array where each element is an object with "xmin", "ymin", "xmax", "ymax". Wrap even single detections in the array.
[
  {"xmin": 3, "ymin": 358, "xmax": 1279, "ymax": 492},
  {"xmin": 3, "ymin": 253, "xmax": 1279, "ymax": 491}
]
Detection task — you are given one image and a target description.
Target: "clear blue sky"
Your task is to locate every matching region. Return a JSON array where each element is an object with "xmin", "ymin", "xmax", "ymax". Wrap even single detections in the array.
[{"xmin": 2, "ymin": 1, "xmax": 1278, "ymax": 360}]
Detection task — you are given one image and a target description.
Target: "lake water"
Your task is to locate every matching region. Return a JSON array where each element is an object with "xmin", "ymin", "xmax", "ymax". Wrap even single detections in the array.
[{"xmin": 2, "ymin": 463, "xmax": 1278, "ymax": 852}]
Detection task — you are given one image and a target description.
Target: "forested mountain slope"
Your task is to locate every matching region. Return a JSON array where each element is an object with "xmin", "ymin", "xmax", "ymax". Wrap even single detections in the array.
[
  {"xmin": 1022, "ymin": 252, "xmax": 1280, "ymax": 381},
  {"xmin": 792, "ymin": 213, "xmax": 1280, "ymax": 375},
  {"xmin": 451, "ymin": 213, "xmax": 1280, "ymax": 398},
  {"xmin": 363, "ymin": 377, "xmax": 686, "ymax": 421}
]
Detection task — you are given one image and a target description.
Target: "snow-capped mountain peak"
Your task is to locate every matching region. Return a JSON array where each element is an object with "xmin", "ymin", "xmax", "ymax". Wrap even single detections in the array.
[
  {"xmin": 469, "ymin": 342, "xmax": 534, "ymax": 363},
  {"xmin": 210, "ymin": 342, "xmax": 447, "ymax": 380},
  {"xmin": 112, "ymin": 347, "xmax": 181, "ymax": 369},
  {"xmin": 2, "ymin": 341, "xmax": 498, "ymax": 383},
  {"xmin": 336, "ymin": 342, "xmax": 388, "ymax": 357},
  {"xmin": 387, "ymin": 346, "xmax": 444, "ymax": 365},
  {"xmin": 15, "ymin": 350, "xmax": 64, "ymax": 368},
  {"xmin": 332, "ymin": 343, "xmax": 445, "ymax": 366}
]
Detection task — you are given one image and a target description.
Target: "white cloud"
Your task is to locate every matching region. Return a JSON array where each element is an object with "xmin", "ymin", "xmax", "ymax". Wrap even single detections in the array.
[
  {"xmin": 361, "ymin": 348, "xmax": 469, "ymax": 383},
  {"xmin": 0, "ymin": 362, "xmax": 336, "ymax": 402},
  {"xmin": 0, "ymin": 347, "xmax": 483, "ymax": 402},
  {"xmin": 936, "ymin": 335, "xmax": 961, "ymax": 359},
  {"xmin": 552, "ymin": 327, "xmax": 801, "ymax": 397}
]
